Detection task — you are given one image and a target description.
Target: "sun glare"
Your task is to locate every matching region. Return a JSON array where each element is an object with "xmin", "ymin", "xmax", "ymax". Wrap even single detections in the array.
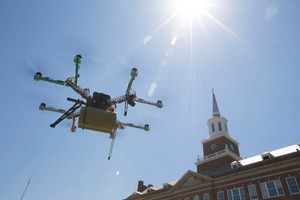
[{"xmin": 176, "ymin": 0, "xmax": 210, "ymax": 17}]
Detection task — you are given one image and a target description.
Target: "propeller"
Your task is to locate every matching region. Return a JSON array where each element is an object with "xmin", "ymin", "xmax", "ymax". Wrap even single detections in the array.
[{"xmin": 14, "ymin": 58, "xmax": 43, "ymax": 80}]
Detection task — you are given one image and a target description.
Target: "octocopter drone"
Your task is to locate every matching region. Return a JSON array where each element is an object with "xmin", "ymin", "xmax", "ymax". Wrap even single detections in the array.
[{"xmin": 34, "ymin": 55, "xmax": 163, "ymax": 159}]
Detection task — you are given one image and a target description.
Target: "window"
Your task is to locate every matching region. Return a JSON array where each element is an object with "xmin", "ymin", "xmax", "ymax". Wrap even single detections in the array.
[
  {"xmin": 227, "ymin": 187, "xmax": 246, "ymax": 200},
  {"xmin": 231, "ymin": 161, "xmax": 240, "ymax": 169},
  {"xmin": 225, "ymin": 124, "xmax": 228, "ymax": 132},
  {"xmin": 203, "ymin": 193, "xmax": 210, "ymax": 200},
  {"xmin": 185, "ymin": 198, "xmax": 190, "ymax": 200},
  {"xmin": 193, "ymin": 195, "xmax": 200, "ymax": 200},
  {"xmin": 218, "ymin": 122, "xmax": 222, "ymax": 131},
  {"xmin": 248, "ymin": 184, "xmax": 258, "ymax": 200},
  {"xmin": 217, "ymin": 191, "xmax": 224, "ymax": 200},
  {"xmin": 212, "ymin": 123, "xmax": 215, "ymax": 132},
  {"xmin": 261, "ymin": 152, "xmax": 273, "ymax": 160},
  {"xmin": 286, "ymin": 176, "xmax": 300, "ymax": 194},
  {"xmin": 260, "ymin": 179, "xmax": 284, "ymax": 198}
]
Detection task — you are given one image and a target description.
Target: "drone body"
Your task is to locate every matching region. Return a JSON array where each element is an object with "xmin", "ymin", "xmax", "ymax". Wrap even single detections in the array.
[{"xmin": 34, "ymin": 54, "xmax": 163, "ymax": 159}]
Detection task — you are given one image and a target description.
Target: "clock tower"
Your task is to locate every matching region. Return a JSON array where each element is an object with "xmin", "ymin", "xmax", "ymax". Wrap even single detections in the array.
[{"xmin": 195, "ymin": 92, "xmax": 241, "ymax": 176}]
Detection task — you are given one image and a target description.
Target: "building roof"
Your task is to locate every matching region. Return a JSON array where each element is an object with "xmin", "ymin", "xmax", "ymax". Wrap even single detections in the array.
[
  {"xmin": 127, "ymin": 143, "xmax": 300, "ymax": 199},
  {"xmin": 239, "ymin": 143, "xmax": 300, "ymax": 166},
  {"xmin": 140, "ymin": 180, "xmax": 178, "ymax": 195}
]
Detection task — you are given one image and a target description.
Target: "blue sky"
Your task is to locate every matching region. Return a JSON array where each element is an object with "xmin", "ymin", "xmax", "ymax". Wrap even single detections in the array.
[{"xmin": 1, "ymin": 0, "xmax": 300, "ymax": 199}]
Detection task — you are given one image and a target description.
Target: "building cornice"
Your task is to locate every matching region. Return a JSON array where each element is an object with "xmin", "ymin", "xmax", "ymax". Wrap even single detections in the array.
[
  {"xmin": 202, "ymin": 132, "xmax": 239, "ymax": 145},
  {"xmin": 195, "ymin": 149, "xmax": 241, "ymax": 165}
]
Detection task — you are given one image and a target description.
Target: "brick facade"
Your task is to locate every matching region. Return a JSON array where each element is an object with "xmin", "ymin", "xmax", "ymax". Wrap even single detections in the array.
[
  {"xmin": 125, "ymin": 151, "xmax": 300, "ymax": 200},
  {"xmin": 203, "ymin": 136, "xmax": 239, "ymax": 157},
  {"xmin": 125, "ymin": 94, "xmax": 300, "ymax": 200}
]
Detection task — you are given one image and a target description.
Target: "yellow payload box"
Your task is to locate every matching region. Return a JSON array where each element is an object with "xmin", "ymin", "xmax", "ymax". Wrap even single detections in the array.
[{"xmin": 78, "ymin": 107, "xmax": 117, "ymax": 133}]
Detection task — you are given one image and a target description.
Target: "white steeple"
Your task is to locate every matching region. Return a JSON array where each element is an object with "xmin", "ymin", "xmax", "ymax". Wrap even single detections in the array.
[
  {"xmin": 195, "ymin": 92, "xmax": 241, "ymax": 175},
  {"xmin": 207, "ymin": 92, "xmax": 229, "ymax": 138},
  {"xmin": 213, "ymin": 92, "xmax": 220, "ymax": 117}
]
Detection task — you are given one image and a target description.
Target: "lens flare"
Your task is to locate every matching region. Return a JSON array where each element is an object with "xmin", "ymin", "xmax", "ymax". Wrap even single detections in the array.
[
  {"xmin": 171, "ymin": 36, "xmax": 177, "ymax": 45},
  {"xmin": 147, "ymin": 83, "xmax": 157, "ymax": 97}
]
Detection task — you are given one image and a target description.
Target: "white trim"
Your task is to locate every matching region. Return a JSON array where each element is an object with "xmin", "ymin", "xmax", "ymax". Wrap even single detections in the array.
[
  {"xmin": 248, "ymin": 184, "xmax": 258, "ymax": 200},
  {"xmin": 203, "ymin": 193, "xmax": 210, "ymax": 200},
  {"xmin": 195, "ymin": 149, "xmax": 241, "ymax": 165},
  {"xmin": 286, "ymin": 176, "xmax": 300, "ymax": 195},
  {"xmin": 227, "ymin": 187, "xmax": 246, "ymax": 200},
  {"xmin": 217, "ymin": 191, "xmax": 224, "ymax": 200},
  {"xmin": 259, "ymin": 179, "xmax": 285, "ymax": 199},
  {"xmin": 193, "ymin": 195, "xmax": 200, "ymax": 200}
]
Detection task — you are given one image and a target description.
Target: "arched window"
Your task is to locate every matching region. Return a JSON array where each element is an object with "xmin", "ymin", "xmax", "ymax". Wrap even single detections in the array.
[
  {"xmin": 218, "ymin": 122, "xmax": 222, "ymax": 131},
  {"xmin": 212, "ymin": 123, "xmax": 215, "ymax": 132}
]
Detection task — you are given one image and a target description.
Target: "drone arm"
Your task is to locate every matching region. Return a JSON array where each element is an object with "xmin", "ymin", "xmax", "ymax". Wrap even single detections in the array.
[
  {"xmin": 73, "ymin": 55, "xmax": 82, "ymax": 86},
  {"xmin": 107, "ymin": 92, "xmax": 136, "ymax": 106},
  {"xmin": 39, "ymin": 103, "xmax": 66, "ymax": 114},
  {"xmin": 65, "ymin": 78, "xmax": 90, "ymax": 100},
  {"xmin": 34, "ymin": 73, "xmax": 68, "ymax": 86},
  {"xmin": 33, "ymin": 55, "xmax": 82, "ymax": 87},
  {"xmin": 125, "ymin": 68, "xmax": 138, "ymax": 96},
  {"xmin": 39, "ymin": 103, "xmax": 80, "ymax": 119},
  {"xmin": 134, "ymin": 98, "xmax": 163, "ymax": 108},
  {"xmin": 117, "ymin": 121, "xmax": 150, "ymax": 131},
  {"xmin": 107, "ymin": 95, "xmax": 127, "ymax": 105},
  {"xmin": 122, "ymin": 68, "xmax": 138, "ymax": 116}
]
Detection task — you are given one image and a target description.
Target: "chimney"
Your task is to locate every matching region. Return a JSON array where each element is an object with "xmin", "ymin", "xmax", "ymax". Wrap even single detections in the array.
[{"xmin": 137, "ymin": 180, "xmax": 147, "ymax": 192}]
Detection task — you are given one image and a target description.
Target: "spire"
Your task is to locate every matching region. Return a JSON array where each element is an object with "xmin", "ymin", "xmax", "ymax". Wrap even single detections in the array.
[{"xmin": 212, "ymin": 90, "xmax": 220, "ymax": 117}]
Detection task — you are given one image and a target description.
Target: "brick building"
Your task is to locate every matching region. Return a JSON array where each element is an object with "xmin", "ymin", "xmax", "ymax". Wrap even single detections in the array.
[{"xmin": 125, "ymin": 93, "xmax": 300, "ymax": 200}]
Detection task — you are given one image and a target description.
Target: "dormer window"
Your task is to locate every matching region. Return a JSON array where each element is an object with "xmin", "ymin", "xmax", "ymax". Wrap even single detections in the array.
[
  {"xmin": 218, "ymin": 122, "xmax": 222, "ymax": 131},
  {"xmin": 261, "ymin": 152, "xmax": 273, "ymax": 160},
  {"xmin": 212, "ymin": 123, "xmax": 215, "ymax": 132},
  {"xmin": 231, "ymin": 161, "xmax": 240, "ymax": 169}
]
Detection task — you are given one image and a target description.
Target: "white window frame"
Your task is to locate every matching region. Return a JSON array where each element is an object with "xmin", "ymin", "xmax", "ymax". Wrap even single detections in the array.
[
  {"xmin": 217, "ymin": 191, "xmax": 224, "ymax": 200},
  {"xmin": 184, "ymin": 197, "xmax": 190, "ymax": 200},
  {"xmin": 260, "ymin": 179, "xmax": 285, "ymax": 198},
  {"xmin": 203, "ymin": 193, "xmax": 210, "ymax": 200},
  {"xmin": 248, "ymin": 184, "xmax": 258, "ymax": 200},
  {"xmin": 193, "ymin": 195, "xmax": 200, "ymax": 200},
  {"xmin": 227, "ymin": 187, "xmax": 246, "ymax": 200},
  {"xmin": 286, "ymin": 176, "xmax": 300, "ymax": 195}
]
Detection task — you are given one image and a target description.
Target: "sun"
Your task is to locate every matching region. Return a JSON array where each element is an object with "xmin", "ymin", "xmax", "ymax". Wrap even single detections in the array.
[
  {"xmin": 176, "ymin": 0, "xmax": 211, "ymax": 18},
  {"xmin": 147, "ymin": 0, "xmax": 241, "ymax": 46}
]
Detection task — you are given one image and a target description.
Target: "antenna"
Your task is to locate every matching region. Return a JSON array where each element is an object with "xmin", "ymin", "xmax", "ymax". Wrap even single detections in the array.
[
  {"xmin": 20, "ymin": 175, "xmax": 32, "ymax": 200},
  {"xmin": 108, "ymin": 127, "xmax": 118, "ymax": 160}
]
